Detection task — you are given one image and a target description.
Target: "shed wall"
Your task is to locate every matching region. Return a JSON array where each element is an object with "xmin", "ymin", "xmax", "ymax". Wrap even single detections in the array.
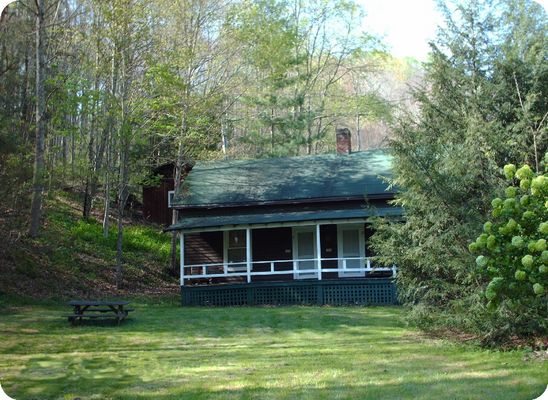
[{"xmin": 143, "ymin": 179, "xmax": 174, "ymax": 225}]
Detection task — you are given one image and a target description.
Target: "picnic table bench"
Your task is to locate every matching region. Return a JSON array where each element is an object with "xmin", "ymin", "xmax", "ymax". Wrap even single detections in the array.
[{"xmin": 65, "ymin": 300, "xmax": 133, "ymax": 325}]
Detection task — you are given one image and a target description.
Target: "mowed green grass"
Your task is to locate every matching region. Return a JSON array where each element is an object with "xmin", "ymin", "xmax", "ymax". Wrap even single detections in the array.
[{"xmin": 0, "ymin": 303, "xmax": 546, "ymax": 400}]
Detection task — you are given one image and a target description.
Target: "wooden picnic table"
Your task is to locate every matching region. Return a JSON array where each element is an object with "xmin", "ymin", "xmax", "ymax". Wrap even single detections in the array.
[{"xmin": 66, "ymin": 300, "xmax": 133, "ymax": 325}]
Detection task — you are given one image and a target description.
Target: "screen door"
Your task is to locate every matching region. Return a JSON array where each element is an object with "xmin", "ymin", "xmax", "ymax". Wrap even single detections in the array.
[
  {"xmin": 293, "ymin": 227, "xmax": 317, "ymax": 279},
  {"xmin": 337, "ymin": 224, "xmax": 365, "ymax": 277}
]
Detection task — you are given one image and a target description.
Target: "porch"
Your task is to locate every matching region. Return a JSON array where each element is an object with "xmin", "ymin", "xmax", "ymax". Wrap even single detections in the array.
[{"xmin": 177, "ymin": 221, "xmax": 397, "ymax": 306}]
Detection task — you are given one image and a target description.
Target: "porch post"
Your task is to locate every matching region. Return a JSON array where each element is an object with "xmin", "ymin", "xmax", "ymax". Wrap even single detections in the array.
[
  {"xmin": 180, "ymin": 233, "xmax": 185, "ymax": 286},
  {"xmin": 316, "ymin": 224, "xmax": 322, "ymax": 280},
  {"xmin": 246, "ymin": 228, "xmax": 251, "ymax": 283}
]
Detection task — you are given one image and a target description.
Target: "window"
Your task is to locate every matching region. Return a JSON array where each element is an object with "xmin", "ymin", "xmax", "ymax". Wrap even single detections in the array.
[
  {"xmin": 167, "ymin": 190, "xmax": 175, "ymax": 208},
  {"xmin": 224, "ymin": 230, "xmax": 248, "ymax": 272}
]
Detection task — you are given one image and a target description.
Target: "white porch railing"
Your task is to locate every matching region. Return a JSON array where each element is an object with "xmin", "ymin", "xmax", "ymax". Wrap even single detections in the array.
[{"xmin": 181, "ymin": 257, "xmax": 396, "ymax": 285}]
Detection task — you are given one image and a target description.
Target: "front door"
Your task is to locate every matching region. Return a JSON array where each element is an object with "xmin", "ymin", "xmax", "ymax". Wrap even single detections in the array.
[
  {"xmin": 293, "ymin": 227, "xmax": 317, "ymax": 279},
  {"xmin": 337, "ymin": 224, "xmax": 366, "ymax": 277}
]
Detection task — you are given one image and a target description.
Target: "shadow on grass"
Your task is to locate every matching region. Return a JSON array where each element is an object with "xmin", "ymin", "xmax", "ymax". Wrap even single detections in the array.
[
  {"xmin": 9, "ymin": 357, "xmax": 145, "ymax": 400},
  {"xmin": 64, "ymin": 318, "xmax": 129, "ymax": 328},
  {"xmin": 120, "ymin": 306, "xmax": 407, "ymax": 335},
  {"xmin": 91, "ymin": 376, "xmax": 547, "ymax": 400}
]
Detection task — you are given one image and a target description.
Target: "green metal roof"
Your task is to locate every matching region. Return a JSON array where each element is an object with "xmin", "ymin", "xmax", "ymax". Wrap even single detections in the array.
[
  {"xmin": 172, "ymin": 149, "xmax": 394, "ymax": 207},
  {"xmin": 166, "ymin": 205, "xmax": 403, "ymax": 232}
]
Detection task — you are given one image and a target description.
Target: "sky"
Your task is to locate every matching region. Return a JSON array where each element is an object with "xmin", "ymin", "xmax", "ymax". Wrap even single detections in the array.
[
  {"xmin": 357, "ymin": 0, "xmax": 548, "ymax": 61},
  {"xmin": 357, "ymin": 0, "xmax": 443, "ymax": 61}
]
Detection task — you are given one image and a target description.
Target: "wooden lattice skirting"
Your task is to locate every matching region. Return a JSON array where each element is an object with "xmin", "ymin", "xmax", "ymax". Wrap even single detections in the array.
[{"xmin": 181, "ymin": 279, "xmax": 397, "ymax": 306}]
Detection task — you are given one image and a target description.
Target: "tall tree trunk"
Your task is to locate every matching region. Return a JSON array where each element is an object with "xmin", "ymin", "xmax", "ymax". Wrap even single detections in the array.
[
  {"xmin": 115, "ymin": 208, "xmax": 124, "ymax": 289},
  {"xmin": 103, "ymin": 135, "xmax": 111, "ymax": 237},
  {"xmin": 83, "ymin": 120, "xmax": 95, "ymax": 218},
  {"xmin": 115, "ymin": 42, "xmax": 131, "ymax": 289},
  {"xmin": 270, "ymin": 108, "xmax": 274, "ymax": 154},
  {"xmin": 103, "ymin": 47, "xmax": 119, "ymax": 233},
  {"xmin": 169, "ymin": 208, "xmax": 179, "ymax": 276},
  {"xmin": 20, "ymin": 47, "xmax": 30, "ymax": 144},
  {"xmin": 356, "ymin": 114, "xmax": 361, "ymax": 151},
  {"xmin": 116, "ymin": 137, "xmax": 129, "ymax": 289},
  {"xmin": 62, "ymin": 135, "xmax": 67, "ymax": 179},
  {"xmin": 221, "ymin": 116, "xmax": 228, "ymax": 159},
  {"xmin": 29, "ymin": 0, "xmax": 46, "ymax": 238},
  {"xmin": 169, "ymin": 110, "xmax": 188, "ymax": 276},
  {"xmin": 71, "ymin": 115, "xmax": 76, "ymax": 179},
  {"xmin": 169, "ymin": 137, "xmax": 185, "ymax": 276},
  {"xmin": 305, "ymin": 101, "xmax": 312, "ymax": 155}
]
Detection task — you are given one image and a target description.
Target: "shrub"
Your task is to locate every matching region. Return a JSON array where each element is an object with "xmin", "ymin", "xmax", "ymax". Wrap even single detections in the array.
[{"xmin": 470, "ymin": 157, "xmax": 547, "ymax": 338}]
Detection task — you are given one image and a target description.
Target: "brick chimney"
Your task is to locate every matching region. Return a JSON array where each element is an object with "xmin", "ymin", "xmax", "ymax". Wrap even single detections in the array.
[{"xmin": 336, "ymin": 128, "xmax": 351, "ymax": 155}]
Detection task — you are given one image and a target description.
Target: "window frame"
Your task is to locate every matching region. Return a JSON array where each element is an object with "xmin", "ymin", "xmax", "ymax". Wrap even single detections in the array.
[
  {"xmin": 167, "ymin": 190, "xmax": 175, "ymax": 208},
  {"xmin": 223, "ymin": 229, "xmax": 249, "ymax": 272}
]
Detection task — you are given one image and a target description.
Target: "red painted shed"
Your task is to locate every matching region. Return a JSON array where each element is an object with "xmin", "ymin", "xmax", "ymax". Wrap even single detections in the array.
[{"xmin": 142, "ymin": 163, "xmax": 174, "ymax": 225}]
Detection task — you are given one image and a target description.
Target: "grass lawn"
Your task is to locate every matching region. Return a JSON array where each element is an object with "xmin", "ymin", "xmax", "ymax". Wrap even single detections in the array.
[{"xmin": 0, "ymin": 302, "xmax": 546, "ymax": 399}]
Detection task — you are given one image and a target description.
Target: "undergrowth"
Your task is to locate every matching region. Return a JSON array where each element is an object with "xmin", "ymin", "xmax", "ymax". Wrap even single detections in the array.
[{"xmin": 0, "ymin": 190, "xmax": 178, "ymax": 299}]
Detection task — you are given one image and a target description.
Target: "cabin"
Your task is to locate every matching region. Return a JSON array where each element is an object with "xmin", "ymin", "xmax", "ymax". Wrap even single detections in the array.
[{"xmin": 166, "ymin": 128, "xmax": 403, "ymax": 306}]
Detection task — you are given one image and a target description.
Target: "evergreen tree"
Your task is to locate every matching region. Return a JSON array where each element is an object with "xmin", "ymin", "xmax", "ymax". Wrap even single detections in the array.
[{"xmin": 370, "ymin": 0, "xmax": 547, "ymax": 338}]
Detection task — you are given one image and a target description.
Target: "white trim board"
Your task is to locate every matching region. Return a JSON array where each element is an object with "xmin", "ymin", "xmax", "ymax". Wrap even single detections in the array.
[{"xmin": 176, "ymin": 217, "xmax": 370, "ymax": 234}]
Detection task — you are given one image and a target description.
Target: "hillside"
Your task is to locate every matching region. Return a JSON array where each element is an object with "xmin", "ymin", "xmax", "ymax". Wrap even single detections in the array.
[{"xmin": 0, "ymin": 190, "xmax": 179, "ymax": 299}]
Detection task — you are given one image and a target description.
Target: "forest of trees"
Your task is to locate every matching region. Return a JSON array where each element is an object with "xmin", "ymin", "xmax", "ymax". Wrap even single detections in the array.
[
  {"xmin": 1, "ymin": 0, "xmax": 417, "ymax": 284},
  {"xmin": 0, "ymin": 0, "xmax": 546, "ymax": 341}
]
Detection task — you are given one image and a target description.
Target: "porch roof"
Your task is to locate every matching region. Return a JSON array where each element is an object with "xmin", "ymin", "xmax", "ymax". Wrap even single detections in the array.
[{"xmin": 165, "ymin": 205, "xmax": 403, "ymax": 232}]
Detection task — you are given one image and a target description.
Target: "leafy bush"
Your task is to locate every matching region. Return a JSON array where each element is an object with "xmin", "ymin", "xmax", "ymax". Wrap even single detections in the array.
[{"xmin": 469, "ymin": 158, "xmax": 547, "ymax": 338}]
